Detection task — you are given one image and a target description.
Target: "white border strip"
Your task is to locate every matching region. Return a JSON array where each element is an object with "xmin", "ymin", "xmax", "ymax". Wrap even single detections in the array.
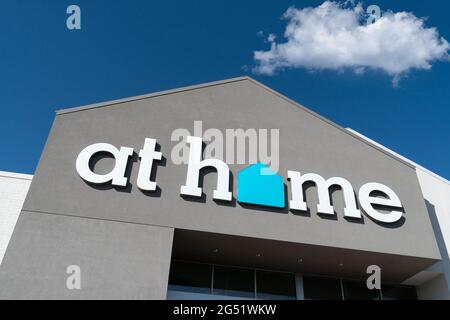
[
  {"xmin": 0, "ymin": 171, "xmax": 33, "ymax": 180},
  {"xmin": 347, "ymin": 128, "xmax": 450, "ymax": 186}
]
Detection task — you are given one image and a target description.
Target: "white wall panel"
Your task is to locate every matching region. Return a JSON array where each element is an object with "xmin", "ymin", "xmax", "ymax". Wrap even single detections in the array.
[{"xmin": 0, "ymin": 172, "xmax": 32, "ymax": 264}]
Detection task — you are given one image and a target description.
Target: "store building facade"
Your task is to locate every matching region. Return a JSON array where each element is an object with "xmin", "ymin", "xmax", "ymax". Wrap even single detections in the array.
[{"xmin": 0, "ymin": 77, "xmax": 449, "ymax": 300}]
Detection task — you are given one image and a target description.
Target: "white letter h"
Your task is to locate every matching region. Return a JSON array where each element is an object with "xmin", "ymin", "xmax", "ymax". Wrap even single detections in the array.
[{"xmin": 180, "ymin": 136, "xmax": 232, "ymax": 201}]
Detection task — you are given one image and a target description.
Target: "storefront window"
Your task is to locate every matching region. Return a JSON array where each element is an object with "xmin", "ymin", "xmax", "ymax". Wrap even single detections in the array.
[
  {"xmin": 381, "ymin": 285, "xmax": 418, "ymax": 300},
  {"xmin": 168, "ymin": 261, "xmax": 212, "ymax": 294},
  {"xmin": 256, "ymin": 270, "xmax": 296, "ymax": 300},
  {"xmin": 303, "ymin": 276, "xmax": 343, "ymax": 300},
  {"xmin": 343, "ymin": 280, "xmax": 381, "ymax": 300},
  {"xmin": 213, "ymin": 266, "xmax": 255, "ymax": 298},
  {"xmin": 168, "ymin": 261, "xmax": 417, "ymax": 300}
]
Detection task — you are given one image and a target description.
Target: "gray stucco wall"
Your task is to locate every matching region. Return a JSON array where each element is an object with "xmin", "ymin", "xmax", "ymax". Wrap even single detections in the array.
[
  {"xmin": 0, "ymin": 211, "xmax": 173, "ymax": 299},
  {"xmin": 22, "ymin": 78, "xmax": 439, "ymax": 258}
]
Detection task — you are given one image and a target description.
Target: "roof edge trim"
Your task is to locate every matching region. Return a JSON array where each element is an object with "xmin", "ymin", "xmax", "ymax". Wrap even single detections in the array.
[
  {"xmin": 0, "ymin": 171, "xmax": 33, "ymax": 180},
  {"xmin": 56, "ymin": 76, "xmax": 250, "ymax": 115},
  {"xmin": 348, "ymin": 128, "xmax": 450, "ymax": 185}
]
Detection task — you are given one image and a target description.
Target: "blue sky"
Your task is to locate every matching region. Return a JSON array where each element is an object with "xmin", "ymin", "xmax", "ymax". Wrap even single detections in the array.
[{"xmin": 0, "ymin": 0, "xmax": 449, "ymax": 179}]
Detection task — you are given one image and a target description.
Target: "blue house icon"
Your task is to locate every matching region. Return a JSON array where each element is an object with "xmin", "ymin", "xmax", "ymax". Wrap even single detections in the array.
[{"xmin": 237, "ymin": 163, "xmax": 285, "ymax": 208}]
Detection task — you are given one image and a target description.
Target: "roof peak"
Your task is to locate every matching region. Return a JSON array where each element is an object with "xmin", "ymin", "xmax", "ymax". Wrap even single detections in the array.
[{"xmin": 54, "ymin": 76, "xmax": 414, "ymax": 169}]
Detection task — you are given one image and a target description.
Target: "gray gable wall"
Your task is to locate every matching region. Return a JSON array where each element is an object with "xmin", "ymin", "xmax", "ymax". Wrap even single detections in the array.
[{"xmin": 0, "ymin": 78, "xmax": 441, "ymax": 298}]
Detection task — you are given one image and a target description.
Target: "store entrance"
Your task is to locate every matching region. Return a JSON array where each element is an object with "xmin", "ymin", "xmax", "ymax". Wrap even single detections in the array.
[{"xmin": 168, "ymin": 229, "xmax": 418, "ymax": 300}]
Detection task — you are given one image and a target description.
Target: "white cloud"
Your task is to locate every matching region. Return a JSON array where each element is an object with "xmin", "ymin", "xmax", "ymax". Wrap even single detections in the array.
[{"xmin": 253, "ymin": 1, "xmax": 450, "ymax": 84}]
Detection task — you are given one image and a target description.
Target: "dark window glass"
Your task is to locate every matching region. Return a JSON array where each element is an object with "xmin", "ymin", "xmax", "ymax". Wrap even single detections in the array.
[
  {"xmin": 168, "ymin": 261, "xmax": 212, "ymax": 294},
  {"xmin": 303, "ymin": 276, "xmax": 343, "ymax": 300},
  {"xmin": 213, "ymin": 266, "xmax": 255, "ymax": 298},
  {"xmin": 382, "ymin": 285, "xmax": 417, "ymax": 300},
  {"xmin": 343, "ymin": 280, "xmax": 381, "ymax": 300},
  {"xmin": 256, "ymin": 271, "xmax": 296, "ymax": 300}
]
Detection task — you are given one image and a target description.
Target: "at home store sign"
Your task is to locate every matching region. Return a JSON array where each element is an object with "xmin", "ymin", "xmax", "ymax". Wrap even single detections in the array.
[{"xmin": 76, "ymin": 136, "xmax": 404, "ymax": 225}]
